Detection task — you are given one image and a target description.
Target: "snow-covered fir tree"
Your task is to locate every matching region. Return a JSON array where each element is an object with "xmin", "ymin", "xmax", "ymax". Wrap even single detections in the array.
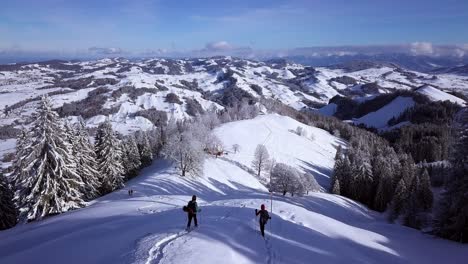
[
  {"xmin": 15, "ymin": 96, "xmax": 85, "ymax": 222},
  {"xmin": 372, "ymin": 146, "xmax": 400, "ymax": 212},
  {"xmin": 10, "ymin": 127, "xmax": 30, "ymax": 187},
  {"xmin": 388, "ymin": 154, "xmax": 417, "ymax": 221},
  {"xmin": 0, "ymin": 172, "xmax": 17, "ymax": 230},
  {"xmin": 402, "ymin": 167, "xmax": 433, "ymax": 229},
  {"xmin": 137, "ymin": 131, "xmax": 153, "ymax": 167},
  {"xmin": 146, "ymin": 128, "xmax": 161, "ymax": 156},
  {"xmin": 330, "ymin": 145, "xmax": 344, "ymax": 194},
  {"xmin": 73, "ymin": 120, "xmax": 101, "ymax": 200},
  {"xmin": 123, "ymin": 135, "xmax": 142, "ymax": 178},
  {"xmin": 434, "ymin": 108, "xmax": 468, "ymax": 243},
  {"xmin": 331, "ymin": 179, "xmax": 341, "ymax": 195},
  {"xmin": 95, "ymin": 119, "xmax": 125, "ymax": 194}
]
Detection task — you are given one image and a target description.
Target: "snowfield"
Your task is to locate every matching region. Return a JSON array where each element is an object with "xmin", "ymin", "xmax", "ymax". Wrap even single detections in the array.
[
  {"xmin": 354, "ymin": 96, "xmax": 415, "ymax": 130},
  {"xmin": 1, "ymin": 114, "xmax": 467, "ymax": 264},
  {"xmin": 416, "ymin": 85, "xmax": 466, "ymax": 106}
]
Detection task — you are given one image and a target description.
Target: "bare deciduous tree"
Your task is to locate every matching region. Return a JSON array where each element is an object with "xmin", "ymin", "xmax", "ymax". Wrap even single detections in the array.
[
  {"xmin": 232, "ymin": 144, "xmax": 240, "ymax": 153},
  {"xmin": 252, "ymin": 144, "xmax": 270, "ymax": 177}
]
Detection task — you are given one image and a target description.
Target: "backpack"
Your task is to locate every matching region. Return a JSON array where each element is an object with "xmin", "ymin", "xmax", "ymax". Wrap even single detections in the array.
[
  {"xmin": 259, "ymin": 210, "xmax": 270, "ymax": 225},
  {"xmin": 187, "ymin": 201, "xmax": 197, "ymax": 213}
]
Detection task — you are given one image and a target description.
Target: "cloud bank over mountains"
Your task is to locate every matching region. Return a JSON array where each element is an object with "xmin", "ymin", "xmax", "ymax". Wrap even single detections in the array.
[{"xmin": 1, "ymin": 41, "xmax": 468, "ymax": 64}]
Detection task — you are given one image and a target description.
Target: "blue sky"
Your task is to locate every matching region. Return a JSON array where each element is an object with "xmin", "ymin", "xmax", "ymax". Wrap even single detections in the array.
[{"xmin": 1, "ymin": 0, "xmax": 467, "ymax": 55}]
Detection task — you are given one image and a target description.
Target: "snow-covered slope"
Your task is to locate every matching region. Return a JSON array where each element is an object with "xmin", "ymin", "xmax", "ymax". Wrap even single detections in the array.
[
  {"xmin": 0, "ymin": 57, "xmax": 467, "ymax": 138},
  {"xmin": 354, "ymin": 96, "xmax": 415, "ymax": 129},
  {"xmin": 1, "ymin": 114, "xmax": 467, "ymax": 264},
  {"xmin": 215, "ymin": 114, "xmax": 342, "ymax": 188},
  {"xmin": 416, "ymin": 85, "xmax": 466, "ymax": 106}
]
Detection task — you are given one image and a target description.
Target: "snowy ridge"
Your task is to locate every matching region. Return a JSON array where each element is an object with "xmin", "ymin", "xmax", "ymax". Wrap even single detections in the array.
[
  {"xmin": 353, "ymin": 96, "xmax": 416, "ymax": 130},
  {"xmin": 416, "ymin": 85, "xmax": 466, "ymax": 106},
  {"xmin": 1, "ymin": 57, "xmax": 468, "ymax": 130},
  {"xmin": 1, "ymin": 114, "xmax": 467, "ymax": 264},
  {"xmin": 0, "ymin": 56, "xmax": 467, "ymax": 160}
]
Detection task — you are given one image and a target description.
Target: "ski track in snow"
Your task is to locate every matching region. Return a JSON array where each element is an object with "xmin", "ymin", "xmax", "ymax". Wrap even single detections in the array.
[
  {"xmin": 141, "ymin": 202, "xmax": 253, "ymax": 264},
  {"xmin": 262, "ymin": 122, "xmax": 273, "ymax": 145},
  {"xmin": 265, "ymin": 237, "xmax": 275, "ymax": 264},
  {"xmin": 3, "ymin": 115, "xmax": 468, "ymax": 264},
  {"xmin": 145, "ymin": 232, "xmax": 186, "ymax": 264}
]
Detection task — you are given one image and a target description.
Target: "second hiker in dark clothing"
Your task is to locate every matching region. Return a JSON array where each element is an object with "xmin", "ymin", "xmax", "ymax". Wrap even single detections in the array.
[
  {"xmin": 255, "ymin": 204, "xmax": 271, "ymax": 237},
  {"xmin": 186, "ymin": 195, "xmax": 199, "ymax": 229}
]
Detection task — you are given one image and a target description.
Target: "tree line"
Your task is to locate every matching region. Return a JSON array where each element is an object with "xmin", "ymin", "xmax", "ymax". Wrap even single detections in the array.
[
  {"xmin": 261, "ymin": 97, "xmax": 467, "ymax": 243},
  {"xmin": 0, "ymin": 96, "xmax": 261, "ymax": 230}
]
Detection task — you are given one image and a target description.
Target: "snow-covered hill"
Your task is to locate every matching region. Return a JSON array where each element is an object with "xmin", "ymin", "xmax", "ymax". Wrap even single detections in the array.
[
  {"xmin": 1, "ymin": 57, "xmax": 467, "ymax": 127},
  {"xmin": 1, "ymin": 114, "xmax": 467, "ymax": 264},
  {"xmin": 416, "ymin": 85, "xmax": 466, "ymax": 106},
  {"xmin": 353, "ymin": 96, "xmax": 415, "ymax": 130},
  {"xmin": 0, "ymin": 56, "xmax": 467, "ymax": 161}
]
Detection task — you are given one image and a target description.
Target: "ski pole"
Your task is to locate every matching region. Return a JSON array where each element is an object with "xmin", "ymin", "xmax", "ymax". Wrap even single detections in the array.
[{"xmin": 270, "ymin": 191, "xmax": 273, "ymax": 235}]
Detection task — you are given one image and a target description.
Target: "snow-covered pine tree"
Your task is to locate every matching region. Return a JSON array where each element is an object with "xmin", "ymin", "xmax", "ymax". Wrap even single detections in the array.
[
  {"xmin": 403, "ymin": 172, "xmax": 423, "ymax": 228},
  {"xmin": 418, "ymin": 168, "xmax": 433, "ymax": 211},
  {"xmin": 339, "ymin": 157, "xmax": 352, "ymax": 196},
  {"xmin": 331, "ymin": 179, "xmax": 341, "ymax": 195},
  {"xmin": 434, "ymin": 109, "xmax": 468, "ymax": 243},
  {"xmin": 15, "ymin": 96, "xmax": 84, "ymax": 221},
  {"xmin": 95, "ymin": 119, "xmax": 125, "ymax": 194},
  {"xmin": 138, "ymin": 132, "xmax": 153, "ymax": 167},
  {"xmin": 330, "ymin": 145, "xmax": 344, "ymax": 193},
  {"xmin": 374, "ymin": 146, "xmax": 401, "ymax": 211},
  {"xmin": 74, "ymin": 120, "xmax": 101, "ymax": 200},
  {"xmin": 372, "ymin": 153, "xmax": 394, "ymax": 212},
  {"xmin": 389, "ymin": 176, "xmax": 409, "ymax": 222},
  {"xmin": 252, "ymin": 144, "xmax": 270, "ymax": 177},
  {"xmin": 123, "ymin": 135, "xmax": 142, "ymax": 178},
  {"xmin": 10, "ymin": 127, "xmax": 30, "ymax": 187},
  {"xmin": 146, "ymin": 128, "xmax": 161, "ymax": 156},
  {"xmin": 388, "ymin": 154, "xmax": 416, "ymax": 222},
  {"xmin": 0, "ymin": 172, "xmax": 17, "ymax": 230}
]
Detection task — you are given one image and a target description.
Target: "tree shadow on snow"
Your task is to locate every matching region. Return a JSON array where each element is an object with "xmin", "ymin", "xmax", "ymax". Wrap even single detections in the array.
[{"xmin": 297, "ymin": 158, "xmax": 333, "ymax": 190}]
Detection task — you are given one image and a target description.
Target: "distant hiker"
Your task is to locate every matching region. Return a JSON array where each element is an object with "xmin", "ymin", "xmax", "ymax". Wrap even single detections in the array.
[
  {"xmin": 128, "ymin": 189, "xmax": 134, "ymax": 196},
  {"xmin": 185, "ymin": 195, "xmax": 199, "ymax": 229},
  {"xmin": 255, "ymin": 204, "xmax": 271, "ymax": 237}
]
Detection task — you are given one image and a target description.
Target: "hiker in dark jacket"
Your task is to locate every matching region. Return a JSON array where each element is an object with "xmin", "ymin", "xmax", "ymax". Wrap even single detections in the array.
[
  {"xmin": 255, "ymin": 204, "xmax": 271, "ymax": 237},
  {"xmin": 186, "ymin": 195, "xmax": 199, "ymax": 229}
]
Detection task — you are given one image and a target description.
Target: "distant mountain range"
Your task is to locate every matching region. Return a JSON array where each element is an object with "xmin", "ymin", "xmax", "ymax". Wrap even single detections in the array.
[
  {"xmin": 284, "ymin": 53, "xmax": 468, "ymax": 73},
  {"xmin": 0, "ymin": 56, "xmax": 466, "ymax": 140}
]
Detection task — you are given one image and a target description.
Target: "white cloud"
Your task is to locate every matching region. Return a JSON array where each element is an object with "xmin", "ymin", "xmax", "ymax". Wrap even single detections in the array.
[
  {"xmin": 453, "ymin": 44, "xmax": 468, "ymax": 57},
  {"xmin": 204, "ymin": 41, "xmax": 233, "ymax": 51},
  {"xmin": 88, "ymin": 47, "xmax": 123, "ymax": 55},
  {"xmin": 410, "ymin": 42, "xmax": 434, "ymax": 55}
]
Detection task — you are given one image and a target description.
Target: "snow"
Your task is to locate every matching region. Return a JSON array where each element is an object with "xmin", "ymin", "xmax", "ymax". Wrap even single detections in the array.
[
  {"xmin": 317, "ymin": 103, "xmax": 338, "ymax": 116},
  {"xmin": 0, "ymin": 138, "xmax": 15, "ymax": 157},
  {"xmin": 1, "ymin": 114, "xmax": 468, "ymax": 264},
  {"xmin": 0, "ymin": 138, "xmax": 15, "ymax": 168},
  {"xmin": 354, "ymin": 96, "xmax": 415, "ymax": 129},
  {"xmin": 85, "ymin": 114, "xmax": 155, "ymax": 135},
  {"xmin": 215, "ymin": 114, "xmax": 343, "ymax": 188},
  {"xmin": 416, "ymin": 85, "xmax": 466, "ymax": 106}
]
